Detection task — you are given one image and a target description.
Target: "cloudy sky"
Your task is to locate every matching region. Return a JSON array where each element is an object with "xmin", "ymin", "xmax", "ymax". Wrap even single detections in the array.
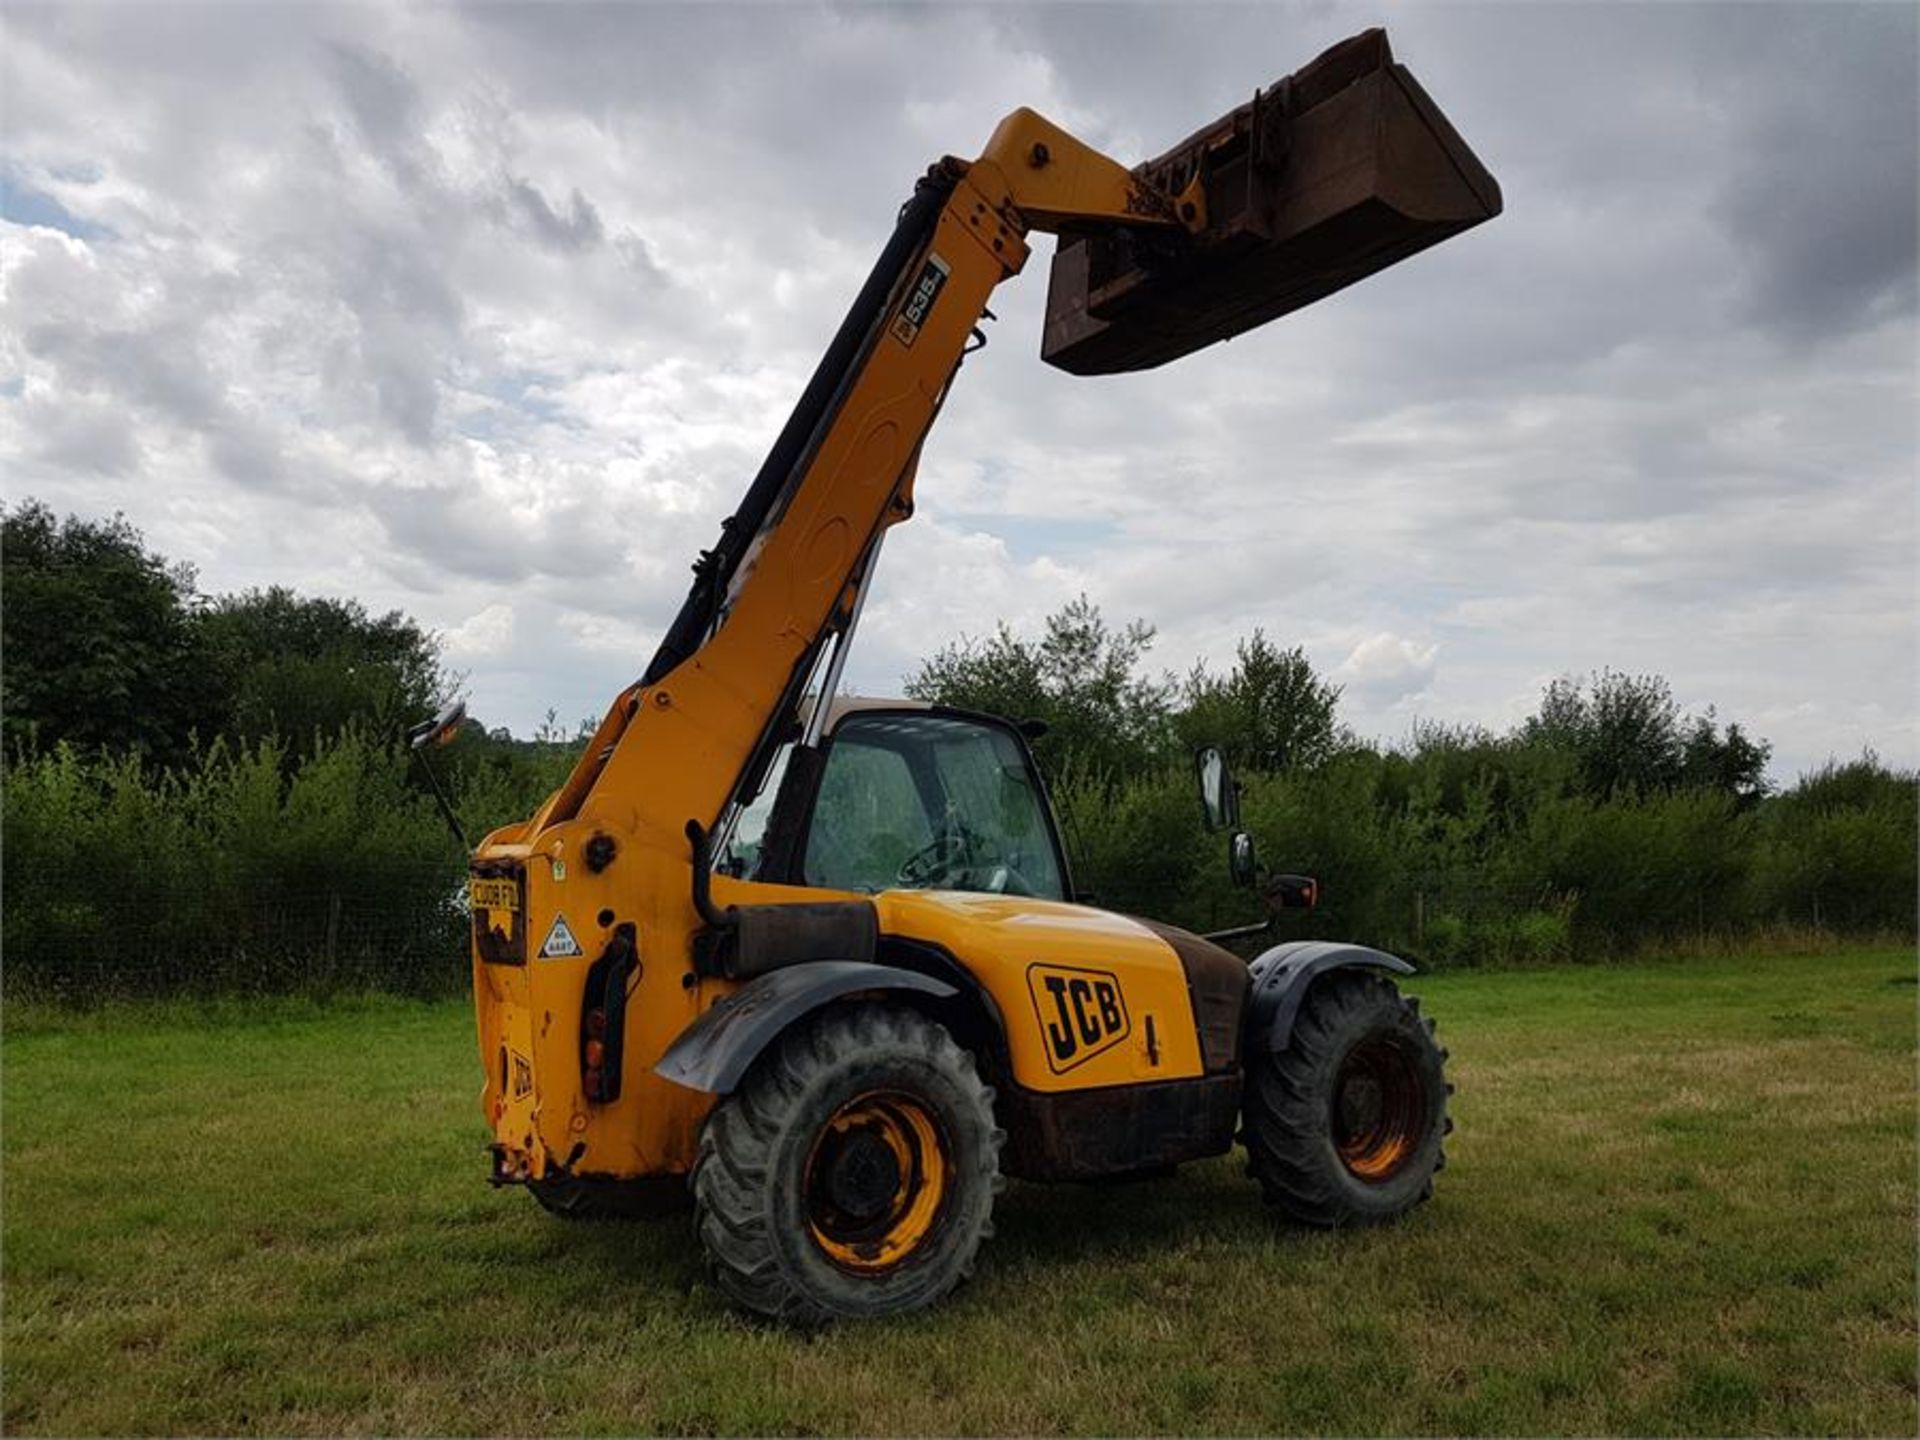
[{"xmin": 3, "ymin": 1, "xmax": 1914, "ymax": 779}]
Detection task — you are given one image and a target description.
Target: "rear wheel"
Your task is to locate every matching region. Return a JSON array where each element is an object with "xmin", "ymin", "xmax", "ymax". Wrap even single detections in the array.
[
  {"xmin": 1241, "ymin": 970, "xmax": 1450, "ymax": 1226},
  {"xmin": 691, "ymin": 1005, "xmax": 1002, "ymax": 1325}
]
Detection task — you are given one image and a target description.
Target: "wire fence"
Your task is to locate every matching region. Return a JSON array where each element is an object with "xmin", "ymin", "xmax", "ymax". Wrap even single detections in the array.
[
  {"xmin": 1166, "ymin": 857, "xmax": 1903, "ymax": 969},
  {"xmin": 3, "ymin": 861, "xmax": 472, "ymax": 1002},
  {"xmin": 2, "ymin": 860, "xmax": 1901, "ymax": 1005},
  {"xmin": 1184, "ymin": 871, "xmax": 1587, "ymax": 967}
]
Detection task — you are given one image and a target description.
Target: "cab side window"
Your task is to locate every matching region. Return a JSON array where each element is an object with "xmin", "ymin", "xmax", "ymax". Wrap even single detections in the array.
[
  {"xmin": 803, "ymin": 737, "xmax": 935, "ymax": 892},
  {"xmin": 715, "ymin": 740, "xmax": 794, "ymax": 879}
]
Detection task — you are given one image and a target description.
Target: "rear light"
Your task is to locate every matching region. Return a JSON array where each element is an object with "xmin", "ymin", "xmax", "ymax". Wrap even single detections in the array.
[
  {"xmin": 582, "ymin": 1011, "xmax": 610, "ymax": 1099},
  {"xmin": 578, "ymin": 923, "xmax": 639, "ymax": 1104}
]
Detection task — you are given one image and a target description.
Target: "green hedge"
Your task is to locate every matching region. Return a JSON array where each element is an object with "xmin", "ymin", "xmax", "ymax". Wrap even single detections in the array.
[
  {"xmin": 1058, "ymin": 751, "xmax": 1914, "ymax": 966},
  {"xmin": 1, "ymin": 733, "xmax": 556, "ymax": 1000},
  {"xmin": 3, "ymin": 736, "xmax": 1911, "ymax": 1000}
]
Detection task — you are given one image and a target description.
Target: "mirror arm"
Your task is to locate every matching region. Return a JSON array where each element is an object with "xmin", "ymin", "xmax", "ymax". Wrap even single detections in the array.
[
  {"xmin": 1200, "ymin": 916, "xmax": 1274, "ymax": 945},
  {"xmin": 409, "ymin": 747, "xmax": 470, "ymax": 852}
]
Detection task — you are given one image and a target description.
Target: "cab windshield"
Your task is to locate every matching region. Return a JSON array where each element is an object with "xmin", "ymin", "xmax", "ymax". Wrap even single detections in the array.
[{"xmin": 803, "ymin": 713, "xmax": 1065, "ymax": 900}]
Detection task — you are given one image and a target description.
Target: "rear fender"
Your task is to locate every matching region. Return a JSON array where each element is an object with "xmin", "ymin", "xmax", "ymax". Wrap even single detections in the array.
[
  {"xmin": 654, "ymin": 961, "xmax": 957, "ymax": 1095},
  {"xmin": 1245, "ymin": 940, "xmax": 1415, "ymax": 1054}
]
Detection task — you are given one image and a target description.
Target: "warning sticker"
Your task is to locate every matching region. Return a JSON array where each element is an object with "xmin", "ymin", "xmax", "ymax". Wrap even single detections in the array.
[{"xmin": 538, "ymin": 913, "xmax": 585, "ymax": 959}]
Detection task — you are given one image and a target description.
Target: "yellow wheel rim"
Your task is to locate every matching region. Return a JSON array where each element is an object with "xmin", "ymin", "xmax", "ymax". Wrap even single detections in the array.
[
  {"xmin": 1333, "ymin": 1035, "xmax": 1429, "ymax": 1182},
  {"xmin": 803, "ymin": 1091, "xmax": 951, "ymax": 1272}
]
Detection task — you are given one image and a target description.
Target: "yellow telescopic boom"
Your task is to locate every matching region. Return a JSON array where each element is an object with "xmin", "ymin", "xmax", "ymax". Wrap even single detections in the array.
[{"xmin": 530, "ymin": 27, "xmax": 1497, "ymax": 857}]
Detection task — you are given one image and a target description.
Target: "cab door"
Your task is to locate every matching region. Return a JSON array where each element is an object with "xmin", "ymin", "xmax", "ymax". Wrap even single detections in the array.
[{"xmin": 798, "ymin": 709, "xmax": 1070, "ymax": 901}]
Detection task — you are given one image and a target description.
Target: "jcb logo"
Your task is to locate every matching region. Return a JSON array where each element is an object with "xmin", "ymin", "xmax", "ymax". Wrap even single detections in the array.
[{"xmin": 1027, "ymin": 965, "xmax": 1130, "ymax": 1073}]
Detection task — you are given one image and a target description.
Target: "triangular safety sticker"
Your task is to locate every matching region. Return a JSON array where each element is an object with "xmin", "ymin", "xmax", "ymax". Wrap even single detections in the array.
[{"xmin": 539, "ymin": 912, "xmax": 585, "ymax": 959}]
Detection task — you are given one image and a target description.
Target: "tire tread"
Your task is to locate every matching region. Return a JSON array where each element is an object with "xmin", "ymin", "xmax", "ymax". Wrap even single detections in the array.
[
  {"xmin": 690, "ymin": 1004, "xmax": 1000, "ymax": 1325},
  {"xmin": 1241, "ymin": 970, "xmax": 1450, "ymax": 1228}
]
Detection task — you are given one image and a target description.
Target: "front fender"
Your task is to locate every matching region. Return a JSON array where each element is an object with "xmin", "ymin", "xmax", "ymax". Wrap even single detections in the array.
[
  {"xmin": 1245, "ymin": 940, "xmax": 1415, "ymax": 1054},
  {"xmin": 654, "ymin": 960, "xmax": 957, "ymax": 1095}
]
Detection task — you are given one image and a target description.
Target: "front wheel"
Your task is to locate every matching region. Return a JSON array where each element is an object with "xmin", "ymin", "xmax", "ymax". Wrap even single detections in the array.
[
  {"xmin": 690, "ymin": 1005, "xmax": 1003, "ymax": 1325},
  {"xmin": 1241, "ymin": 970, "xmax": 1451, "ymax": 1226}
]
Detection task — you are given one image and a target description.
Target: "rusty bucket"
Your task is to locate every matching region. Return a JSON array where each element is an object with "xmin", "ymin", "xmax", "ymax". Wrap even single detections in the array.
[{"xmin": 1041, "ymin": 29, "xmax": 1502, "ymax": 375}]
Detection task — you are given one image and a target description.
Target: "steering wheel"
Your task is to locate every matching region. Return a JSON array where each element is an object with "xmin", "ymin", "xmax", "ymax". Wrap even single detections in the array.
[
  {"xmin": 984, "ymin": 862, "xmax": 1039, "ymax": 897},
  {"xmin": 895, "ymin": 827, "xmax": 976, "ymax": 888}
]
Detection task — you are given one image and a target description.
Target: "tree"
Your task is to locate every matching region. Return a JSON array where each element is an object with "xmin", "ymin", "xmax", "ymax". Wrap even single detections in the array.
[
  {"xmin": 1527, "ymin": 669, "xmax": 1683, "ymax": 796},
  {"xmin": 200, "ymin": 587, "xmax": 445, "ymax": 755},
  {"xmin": 906, "ymin": 596, "xmax": 1175, "ymax": 779},
  {"xmin": 1678, "ymin": 711, "xmax": 1771, "ymax": 804},
  {"xmin": 2, "ymin": 501, "xmax": 449, "ymax": 765},
  {"xmin": 1, "ymin": 499, "xmax": 216, "ymax": 762},
  {"xmin": 1175, "ymin": 630, "xmax": 1343, "ymax": 773},
  {"xmin": 1522, "ymin": 670, "xmax": 1771, "ymax": 803}
]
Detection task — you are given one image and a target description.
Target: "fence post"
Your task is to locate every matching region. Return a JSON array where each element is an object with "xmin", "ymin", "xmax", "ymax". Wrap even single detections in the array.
[{"xmin": 325, "ymin": 891, "xmax": 342, "ymax": 974}]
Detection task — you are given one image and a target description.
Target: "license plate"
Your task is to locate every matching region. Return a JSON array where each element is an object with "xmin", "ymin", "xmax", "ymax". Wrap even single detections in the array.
[{"xmin": 469, "ymin": 878, "xmax": 519, "ymax": 913}]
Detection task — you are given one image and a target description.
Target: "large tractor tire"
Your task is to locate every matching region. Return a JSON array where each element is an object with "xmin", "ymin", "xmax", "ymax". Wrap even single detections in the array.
[
  {"xmin": 690, "ymin": 1004, "xmax": 1003, "ymax": 1325},
  {"xmin": 1241, "ymin": 970, "xmax": 1450, "ymax": 1226}
]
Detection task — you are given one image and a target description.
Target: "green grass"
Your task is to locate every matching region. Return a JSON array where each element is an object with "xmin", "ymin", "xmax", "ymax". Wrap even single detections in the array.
[{"xmin": 4, "ymin": 948, "xmax": 1914, "ymax": 1436}]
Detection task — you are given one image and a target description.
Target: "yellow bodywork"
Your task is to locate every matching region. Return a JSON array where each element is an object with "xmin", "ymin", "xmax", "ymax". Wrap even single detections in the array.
[
  {"xmin": 874, "ymin": 892, "xmax": 1204, "ymax": 1089},
  {"xmin": 473, "ymin": 859, "xmax": 1204, "ymax": 1182},
  {"xmin": 472, "ymin": 110, "xmax": 1210, "ymax": 1186}
]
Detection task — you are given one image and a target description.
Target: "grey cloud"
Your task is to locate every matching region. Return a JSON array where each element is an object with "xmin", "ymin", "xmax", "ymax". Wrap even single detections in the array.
[
  {"xmin": 1338, "ymin": 634, "xmax": 1440, "ymax": 707},
  {"xmin": 204, "ymin": 421, "xmax": 292, "ymax": 495},
  {"xmin": 30, "ymin": 398, "xmax": 137, "ymax": 477},
  {"xmin": 1, "ymin": 1, "xmax": 1909, "ymax": 781},
  {"xmin": 23, "ymin": 319, "xmax": 220, "ymax": 428},
  {"xmin": 1706, "ymin": 5, "xmax": 1918, "ymax": 343},
  {"xmin": 505, "ymin": 176, "xmax": 605, "ymax": 251},
  {"xmin": 337, "ymin": 216, "xmax": 465, "ymax": 331},
  {"xmin": 328, "ymin": 43, "xmax": 423, "ymax": 168},
  {"xmin": 615, "ymin": 230, "xmax": 668, "ymax": 285},
  {"xmin": 368, "ymin": 482, "xmax": 629, "ymax": 589},
  {"xmin": 356, "ymin": 314, "xmax": 443, "ymax": 447}
]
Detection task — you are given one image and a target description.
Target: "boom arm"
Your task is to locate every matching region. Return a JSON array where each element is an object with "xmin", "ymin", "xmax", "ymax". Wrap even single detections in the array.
[
  {"xmin": 507, "ymin": 29, "xmax": 1499, "ymax": 874},
  {"xmin": 529, "ymin": 115, "xmax": 1195, "ymax": 851}
]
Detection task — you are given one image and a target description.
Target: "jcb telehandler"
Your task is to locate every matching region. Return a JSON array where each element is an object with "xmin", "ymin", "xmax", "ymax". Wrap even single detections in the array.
[{"xmin": 440, "ymin": 30, "xmax": 1501, "ymax": 1323}]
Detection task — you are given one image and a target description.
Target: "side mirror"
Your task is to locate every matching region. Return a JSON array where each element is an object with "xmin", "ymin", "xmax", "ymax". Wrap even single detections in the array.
[
  {"xmin": 408, "ymin": 699, "xmax": 468, "ymax": 752},
  {"xmin": 1229, "ymin": 829, "xmax": 1259, "ymax": 888},
  {"xmin": 1195, "ymin": 745, "xmax": 1239, "ymax": 832}
]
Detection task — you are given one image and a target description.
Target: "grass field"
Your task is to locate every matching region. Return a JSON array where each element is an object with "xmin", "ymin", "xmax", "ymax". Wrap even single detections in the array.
[{"xmin": 3, "ymin": 946, "xmax": 1914, "ymax": 1436}]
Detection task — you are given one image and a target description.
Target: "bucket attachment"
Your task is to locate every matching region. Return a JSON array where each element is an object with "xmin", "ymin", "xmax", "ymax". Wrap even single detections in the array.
[{"xmin": 1041, "ymin": 29, "xmax": 1502, "ymax": 376}]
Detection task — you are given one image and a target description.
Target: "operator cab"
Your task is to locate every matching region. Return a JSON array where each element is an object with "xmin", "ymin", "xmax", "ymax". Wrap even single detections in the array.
[{"xmin": 714, "ymin": 699, "xmax": 1070, "ymax": 901}]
